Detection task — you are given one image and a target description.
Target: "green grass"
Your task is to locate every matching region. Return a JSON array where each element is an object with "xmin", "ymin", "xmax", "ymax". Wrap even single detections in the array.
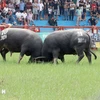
[{"xmin": 0, "ymin": 51, "xmax": 100, "ymax": 100}]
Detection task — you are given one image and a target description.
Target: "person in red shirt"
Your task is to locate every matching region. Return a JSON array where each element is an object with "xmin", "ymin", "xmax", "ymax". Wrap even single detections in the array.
[
  {"xmin": 0, "ymin": 0, "xmax": 6, "ymax": 10},
  {"xmin": 0, "ymin": 23, "xmax": 12, "ymax": 31},
  {"xmin": 26, "ymin": 0, "xmax": 32, "ymax": 12},
  {"xmin": 91, "ymin": 1, "xmax": 97, "ymax": 11}
]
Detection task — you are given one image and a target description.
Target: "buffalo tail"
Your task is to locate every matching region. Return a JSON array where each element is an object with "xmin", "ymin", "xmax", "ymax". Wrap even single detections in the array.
[{"xmin": 90, "ymin": 50, "xmax": 97, "ymax": 60}]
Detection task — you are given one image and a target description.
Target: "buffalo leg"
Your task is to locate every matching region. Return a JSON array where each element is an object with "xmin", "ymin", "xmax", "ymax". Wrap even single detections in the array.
[
  {"xmin": 52, "ymin": 49, "xmax": 59, "ymax": 64},
  {"xmin": 53, "ymin": 58, "xmax": 58, "ymax": 64},
  {"xmin": 75, "ymin": 48, "xmax": 84, "ymax": 63},
  {"xmin": 28, "ymin": 56, "xmax": 32, "ymax": 63},
  {"xmin": 1, "ymin": 48, "xmax": 9, "ymax": 61},
  {"xmin": 18, "ymin": 55, "xmax": 23, "ymax": 64},
  {"xmin": 10, "ymin": 52, "xmax": 12, "ymax": 56},
  {"xmin": 18, "ymin": 47, "xmax": 27, "ymax": 63},
  {"xmin": 84, "ymin": 51, "xmax": 91, "ymax": 64},
  {"xmin": 28, "ymin": 56, "xmax": 36, "ymax": 63},
  {"xmin": 77, "ymin": 52, "xmax": 84, "ymax": 63},
  {"xmin": 58, "ymin": 54, "xmax": 65, "ymax": 62}
]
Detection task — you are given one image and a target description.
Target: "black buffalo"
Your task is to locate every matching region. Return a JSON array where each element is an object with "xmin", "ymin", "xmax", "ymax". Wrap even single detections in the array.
[
  {"xmin": 42, "ymin": 29, "xmax": 97, "ymax": 64},
  {"xmin": 0, "ymin": 28, "xmax": 42, "ymax": 63}
]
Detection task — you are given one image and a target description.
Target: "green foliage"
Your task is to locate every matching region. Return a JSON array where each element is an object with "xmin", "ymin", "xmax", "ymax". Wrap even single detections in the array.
[{"xmin": 0, "ymin": 51, "xmax": 100, "ymax": 100}]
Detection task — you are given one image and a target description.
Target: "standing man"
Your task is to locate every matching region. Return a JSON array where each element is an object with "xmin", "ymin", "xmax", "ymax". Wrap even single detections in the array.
[
  {"xmin": 19, "ymin": 0, "xmax": 25, "ymax": 12},
  {"xmin": 53, "ymin": 0, "xmax": 59, "ymax": 20},
  {"xmin": 69, "ymin": 1, "xmax": 76, "ymax": 21}
]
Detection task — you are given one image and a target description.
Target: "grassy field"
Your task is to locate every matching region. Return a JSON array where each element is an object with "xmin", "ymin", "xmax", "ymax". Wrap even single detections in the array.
[{"xmin": 0, "ymin": 50, "xmax": 100, "ymax": 100}]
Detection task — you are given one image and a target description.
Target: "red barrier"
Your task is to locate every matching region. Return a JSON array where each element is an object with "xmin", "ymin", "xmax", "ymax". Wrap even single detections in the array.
[
  {"xmin": 10, "ymin": 25, "xmax": 100, "ymax": 30},
  {"xmin": 0, "ymin": 25, "xmax": 100, "ymax": 33},
  {"xmin": 0, "ymin": 24, "xmax": 12, "ymax": 31}
]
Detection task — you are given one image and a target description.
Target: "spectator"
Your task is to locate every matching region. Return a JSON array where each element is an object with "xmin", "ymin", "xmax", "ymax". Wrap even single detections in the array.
[
  {"xmin": 49, "ymin": 0, "xmax": 54, "ymax": 7},
  {"xmin": 44, "ymin": 0, "xmax": 49, "ymax": 20},
  {"xmin": 48, "ymin": 6, "xmax": 53, "ymax": 20},
  {"xmin": 82, "ymin": 3, "xmax": 86, "ymax": 20},
  {"xmin": 95, "ymin": 0, "xmax": 99, "ymax": 6},
  {"xmin": 14, "ymin": 0, "xmax": 20, "ymax": 6},
  {"xmin": 19, "ymin": 0, "xmax": 25, "ymax": 12},
  {"xmin": 67, "ymin": 0, "xmax": 71, "ymax": 3},
  {"xmin": 14, "ymin": 1, "xmax": 19, "ymax": 11},
  {"xmin": 8, "ymin": 1, "xmax": 15, "ymax": 13},
  {"xmin": 79, "ymin": 0, "xmax": 84, "ymax": 11},
  {"xmin": 0, "ymin": 9, "xmax": 8, "ymax": 23},
  {"xmin": 91, "ymin": 1, "xmax": 97, "ymax": 11},
  {"xmin": 91, "ymin": 8, "xmax": 97, "ymax": 17},
  {"xmin": 53, "ymin": 0, "xmax": 59, "ymax": 20},
  {"xmin": 57, "ymin": 0, "xmax": 60, "ymax": 16},
  {"xmin": 38, "ymin": 0, "xmax": 44, "ymax": 20},
  {"xmin": 97, "ymin": 0, "xmax": 100, "ymax": 6},
  {"xmin": 0, "ymin": 9, "xmax": 2, "ymax": 19},
  {"xmin": 0, "ymin": 2, "xmax": 1, "ymax": 10},
  {"xmin": 0, "ymin": 0, "xmax": 99, "ymax": 27},
  {"xmin": 59, "ymin": 0, "xmax": 64, "ymax": 15},
  {"xmin": 86, "ymin": 1, "xmax": 91, "ymax": 15},
  {"xmin": 21, "ymin": 10, "xmax": 27, "ymax": 23},
  {"xmin": 48, "ymin": 16, "xmax": 57, "ymax": 30},
  {"xmin": 15, "ymin": 10, "xmax": 23, "ymax": 25},
  {"xmin": 69, "ymin": 1, "xmax": 76, "ymax": 21},
  {"xmin": 26, "ymin": 0, "xmax": 32, "ymax": 13},
  {"xmin": 97, "ymin": 6, "xmax": 100, "ymax": 19},
  {"xmin": 7, "ymin": 10, "xmax": 15, "ymax": 24},
  {"xmin": 3, "ymin": 5, "xmax": 8, "ymax": 15},
  {"xmin": 63, "ymin": 1, "xmax": 69, "ymax": 20},
  {"xmin": 27, "ymin": 10, "xmax": 34, "ymax": 25},
  {"xmin": 88, "ymin": 16, "xmax": 97, "ymax": 26},
  {"xmin": 32, "ymin": 0, "xmax": 39, "ymax": 20},
  {"xmin": 0, "ymin": 0, "xmax": 7, "ymax": 10},
  {"xmin": 2, "ymin": 15, "xmax": 8, "ymax": 24},
  {"xmin": 75, "ymin": 6, "xmax": 82, "ymax": 26}
]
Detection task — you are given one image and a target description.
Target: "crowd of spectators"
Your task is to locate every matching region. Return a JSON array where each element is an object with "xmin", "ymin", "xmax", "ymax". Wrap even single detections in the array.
[{"xmin": 0, "ymin": 0, "xmax": 100, "ymax": 26}]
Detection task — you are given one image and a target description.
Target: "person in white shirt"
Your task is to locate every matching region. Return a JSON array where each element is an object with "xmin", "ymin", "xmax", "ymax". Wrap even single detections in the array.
[
  {"xmin": 21, "ymin": 11, "xmax": 27, "ymax": 24},
  {"xmin": 3, "ymin": 6, "xmax": 8, "ymax": 15},
  {"xmin": 48, "ymin": 6, "xmax": 53, "ymax": 19},
  {"xmin": 86, "ymin": 1, "xmax": 90, "ymax": 16},
  {"xmin": 15, "ymin": 11, "xmax": 22, "ymax": 19},
  {"xmin": 38, "ymin": 0, "xmax": 44, "ymax": 20},
  {"xmin": 32, "ymin": 0, "xmax": 39, "ymax": 20},
  {"xmin": 22, "ymin": 11, "xmax": 27, "ymax": 20},
  {"xmin": 15, "ymin": 10, "xmax": 23, "ymax": 25}
]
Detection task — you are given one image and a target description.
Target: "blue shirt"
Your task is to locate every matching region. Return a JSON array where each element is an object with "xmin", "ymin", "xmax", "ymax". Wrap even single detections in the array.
[{"xmin": 19, "ymin": 2, "xmax": 25, "ymax": 11}]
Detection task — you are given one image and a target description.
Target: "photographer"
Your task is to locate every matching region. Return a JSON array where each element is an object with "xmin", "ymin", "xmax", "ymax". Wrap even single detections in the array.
[
  {"xmin": 48, "ymin": 16, "xmax": 58, "ymax": 31},
  {"xmin": 88, "ymin": 16, "xmax": 97, "ymax": 26}
]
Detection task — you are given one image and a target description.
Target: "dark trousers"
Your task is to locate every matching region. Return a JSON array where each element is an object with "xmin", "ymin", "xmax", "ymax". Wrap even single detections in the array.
[{"xmin": 69, "ymin": 9, "xmax": 74, "ymax": 20}]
